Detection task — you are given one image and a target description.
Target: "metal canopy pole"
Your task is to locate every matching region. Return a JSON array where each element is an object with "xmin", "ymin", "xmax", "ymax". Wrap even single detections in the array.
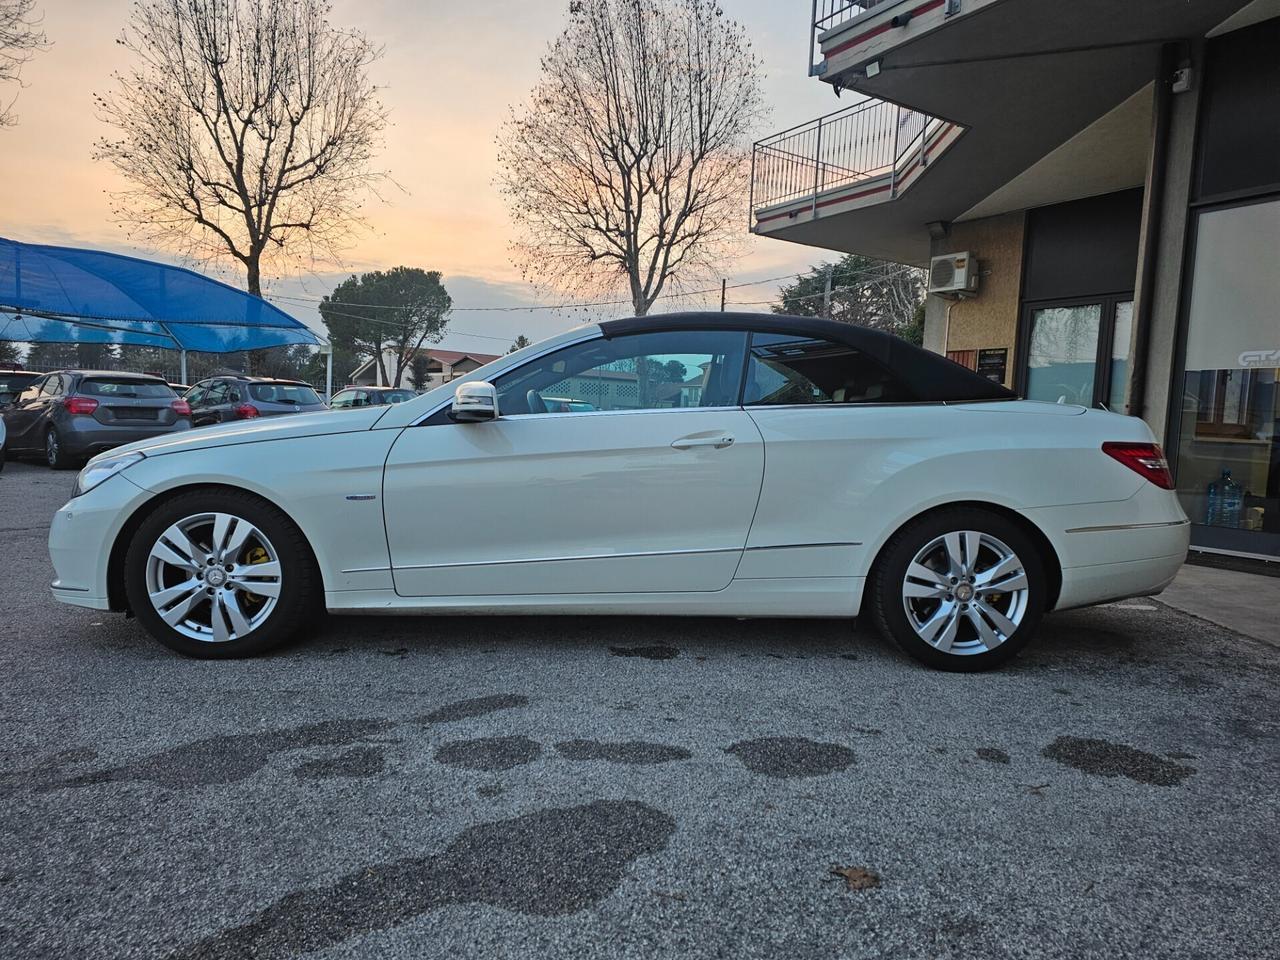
[
  {"xmin": 180, "ymin": 350, "xmax": 188, "ymax": 384},
  {"xmin": 319, "ymin": 340, "xmax": 334, "ymax": 401}
]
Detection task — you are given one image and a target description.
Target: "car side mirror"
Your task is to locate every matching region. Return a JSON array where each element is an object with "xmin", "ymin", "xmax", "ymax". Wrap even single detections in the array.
[{"xmin": 451, "ymin": 380, "xmax": 499, "ymax": 422}]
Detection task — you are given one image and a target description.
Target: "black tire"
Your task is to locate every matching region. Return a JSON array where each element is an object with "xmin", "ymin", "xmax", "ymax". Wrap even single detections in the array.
[
  {"xmin": 124, "ymin": 488, "xmax": 321, "ymax": 658},
  {"xmin": 869, "ymin": 507, "xmax": 1047, "ymax": 672},
  {"xmin": 45, "ymin": 427, "xmax": 76, "ymax": 470}
]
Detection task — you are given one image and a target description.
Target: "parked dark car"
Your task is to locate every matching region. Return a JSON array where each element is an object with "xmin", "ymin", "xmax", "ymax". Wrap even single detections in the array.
[
  {"xmin": 0, "ymin": 369, "xmax": 40, "ymax": 409},
  {"xmin": 183, "ymin": 375, "xmax": 326, "ymax": 426},
  {"xmin": 328, "ymin": 386, "xmax": 417, "ymax": 409},
  {"xmin": 1, "ymin": 370, "xmax": 191, "ymax": 468}
]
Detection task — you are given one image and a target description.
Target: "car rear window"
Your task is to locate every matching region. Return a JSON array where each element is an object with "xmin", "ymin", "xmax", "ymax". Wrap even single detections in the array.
[
  {"xmin": 248, "ymin": 383, "xmax": 322, "ymax": 405},
  {"xmin": 382, "ymin": 390, "xmax": 416, "ymax": 404},
  {"xmin": 80, "ymin": 378, "xmax": 176, "ymax": 398},
  {"xmin": 0, "ymin": 373, "xmax": 38, "ymax": 394}
]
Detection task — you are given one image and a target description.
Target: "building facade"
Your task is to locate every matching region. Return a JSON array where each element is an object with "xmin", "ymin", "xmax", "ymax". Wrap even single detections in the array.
[
  {"xmin": 348, "ymin": 348, "xmax": 501, "ymax": 392},
  {"xmin": 752, "ymin": 0, "xmax": 1280, "ymax": 561}
]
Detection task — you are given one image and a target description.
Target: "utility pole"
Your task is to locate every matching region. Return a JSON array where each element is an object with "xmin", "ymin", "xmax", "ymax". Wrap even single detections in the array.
[
  {"xmin": 720, "ymin": 278, "xmax": 727, "ymax": 312},
  {"xmin": 822, "ymin": 264, "xmax": 834, "ymax": 319}
]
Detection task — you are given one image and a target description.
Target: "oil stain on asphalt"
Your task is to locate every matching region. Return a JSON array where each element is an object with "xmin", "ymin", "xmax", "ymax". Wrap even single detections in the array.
[
  {"xmin": 725, "ymin": 737, "xmax": 855, "ymax": 778},
  {"xmin": 975, "ymin": 747, "xmax": 1011, "ymax": 764},
  {"xmin": 1041, "ymin": 735, "xmax": 1195, "ymax": 786},
  {"xmin": 435, "ymin": 736, "xmax": 542, "ymax": 771},
  {"xmin": 416, "ymin": 694, "xmax": 530, "ymax": 724},
  {"xmin": 44, "ymin": 719, "xmax": 395, "ymax": 791},
  {"xmin": 556, "ymin": 740, "xmax": 692, "ymax": 765},
  {"xmin": 293, "ymin": 746, "xmax": 385, "ymax": 781},
  {"xmin": 609, "ymin": 644, "xmax": 679, "ymax": 660},
  {"xmin": 165, "ymin": 800, "xmax": 677, "ymax": 960}
]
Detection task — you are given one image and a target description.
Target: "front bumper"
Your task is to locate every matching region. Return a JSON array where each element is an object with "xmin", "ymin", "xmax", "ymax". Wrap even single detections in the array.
[{"xmin": 48, "ymin": 471, "xmax": 153, "ymax": 610}]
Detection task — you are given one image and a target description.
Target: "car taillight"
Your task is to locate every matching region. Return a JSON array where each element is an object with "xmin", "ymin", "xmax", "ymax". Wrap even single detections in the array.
[
  {"xmin": 171, "ymin": 398, "xmax": 191, "ymax": 416},
  {"xmin": 62, "ymin": 396, "xmax": 99, "ymax": 415},
  {"xmin": 1102, "ymin": 442, "xmax": 1174, "ymax": 490},
  {"xmin": 235, "ymin": 403, "xmax": 260, "ymax": 419}
]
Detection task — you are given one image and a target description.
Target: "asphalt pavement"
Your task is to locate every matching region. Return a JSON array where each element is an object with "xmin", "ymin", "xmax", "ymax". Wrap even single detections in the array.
[{"xmin": 1, "ymin": 459, "xmax": 1278, "ymax": 959}]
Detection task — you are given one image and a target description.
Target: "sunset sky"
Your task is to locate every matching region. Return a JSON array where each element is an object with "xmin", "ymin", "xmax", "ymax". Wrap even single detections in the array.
[{"xmin": 0, "ymin": 1, "xmax": 843, "ymax": 355}]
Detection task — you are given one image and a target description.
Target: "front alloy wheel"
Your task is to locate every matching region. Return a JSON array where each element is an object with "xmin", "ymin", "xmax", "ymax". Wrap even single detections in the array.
[
  {"xmin": 871, "ymin": 508, "xmax": 1046, "ymax": 671},
  {"xmin": 144, "ymin": 512, "xmax": 283, "ymax": 644},
  {"xmin": 125, "ymin": 490, "xmax": 319, "ymax": 658}
]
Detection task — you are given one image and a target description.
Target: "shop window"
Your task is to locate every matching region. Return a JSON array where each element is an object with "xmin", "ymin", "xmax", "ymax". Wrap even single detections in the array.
[{"xmin": 1174, "ymin": 197, "xmax": 1280, "ymax": 542}]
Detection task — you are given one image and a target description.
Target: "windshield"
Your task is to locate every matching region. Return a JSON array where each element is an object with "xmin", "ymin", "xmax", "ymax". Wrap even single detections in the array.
[
  {"xmin": 80, "ymin": 377, "xmax": 176, "ymax": 398},
  {"xmin": 249, "ymin": 383, "xmax": 322, "ymax": 405}
]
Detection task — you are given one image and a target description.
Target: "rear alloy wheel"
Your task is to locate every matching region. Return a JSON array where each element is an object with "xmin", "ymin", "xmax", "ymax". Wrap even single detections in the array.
[
  {"xmin": 124, "ymin": 490, "xmax": 319, "ymax": 658},
  {"xmin": 871, "ymin": 509, "xmax": 1046, "ymax": 671},
  {"xmin": 46, "ymin": 427, "xmax": 75, "ymax": 470}
]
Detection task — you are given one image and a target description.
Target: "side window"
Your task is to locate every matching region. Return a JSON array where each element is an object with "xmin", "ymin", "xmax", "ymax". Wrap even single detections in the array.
[
  {"xmin": 493, "ymin": 330, "xmax": 748, "ymax": 416},
  {"xmin": 744, "ymin": 333, "xmax": 916, "ymax": 406},
  {"xmin": 183, "ymin": 382, "xmax": 209, "ymax": 406},
  {"xmin": 330, "ymin": 390, "xmax": 354, "ymax": 409},
  {"xmin": 203, "ymin": 380, "xmax": 230, "ymax": 406},
  {"xmin": 42, "ymin": 375, "xmax": 66, "ymax": 397}
]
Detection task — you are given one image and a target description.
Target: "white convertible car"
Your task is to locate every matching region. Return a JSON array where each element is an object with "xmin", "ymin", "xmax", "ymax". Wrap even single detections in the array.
[{"xmin": 48, "ymin": 313, "xmax": 1189, "ymax": 670}]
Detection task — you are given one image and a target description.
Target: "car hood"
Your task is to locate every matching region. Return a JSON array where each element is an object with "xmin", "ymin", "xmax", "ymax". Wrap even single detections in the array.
[{"xmin": 95, "ymin": 406, "xmax": 389, "ymax": 461}]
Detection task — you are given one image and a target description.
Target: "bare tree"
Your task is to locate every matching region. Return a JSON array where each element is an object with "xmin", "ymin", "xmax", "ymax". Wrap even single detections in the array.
[
  {"xmin": 497, "ymin": 0, "xmax": 765, "ymax": 316},
  {"xmin": 94, "ymin": 0, "xmax": 387, "ymax": 295},
  {"xmin": 0, "ymin": 0, "xmax": 49, "ymax": 128}
]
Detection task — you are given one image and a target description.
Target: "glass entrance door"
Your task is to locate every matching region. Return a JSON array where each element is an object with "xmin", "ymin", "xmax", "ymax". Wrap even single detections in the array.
[{"xmin": 1021, "ymin": 297, "xmax": 1133, "ymax": 410}]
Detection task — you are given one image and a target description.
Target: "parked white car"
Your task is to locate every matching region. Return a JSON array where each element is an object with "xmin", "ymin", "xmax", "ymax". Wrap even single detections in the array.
[{"xmin": 48, "ymin": 313, "xmax": 1189, "ymax": 670}]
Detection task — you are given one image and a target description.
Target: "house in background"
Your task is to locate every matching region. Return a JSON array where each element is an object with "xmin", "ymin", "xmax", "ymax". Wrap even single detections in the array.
[
  {"xmin": 751, "ymin": 0, "xmax": 1280, "ymax": 562},
  {"xmin": 347, "ymin": 348, "xmax": 501, "ymax": 392}
]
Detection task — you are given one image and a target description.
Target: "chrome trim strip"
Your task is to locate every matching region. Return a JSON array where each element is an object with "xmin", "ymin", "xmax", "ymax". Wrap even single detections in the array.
[
  {"xmin": 745, "ymin": 541, "xmax": 861, "ymax": 551},
  {"xmin": 394, "ymin": 546, "xmax": 739, "ymax": 572},
  {"xmin": 340, "ymin": 565, "xmax": 392, "ymax": 574},
  {"xmin": 1065, "ymin": 520, "xmax": 1190, "ymax": 534}
]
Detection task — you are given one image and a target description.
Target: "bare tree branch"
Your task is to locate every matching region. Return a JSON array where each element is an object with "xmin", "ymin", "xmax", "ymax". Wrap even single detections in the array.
[
  {"xmin": 497, "ymin": 0, "xmax": 766, "ymax": 316},
  {"xmin": 93, "ymin": 0, "xmax": 387, "ymax": 295},
  {"xmin": 0, "ymin": 0, "xmax": 50, "ymax": 128}
]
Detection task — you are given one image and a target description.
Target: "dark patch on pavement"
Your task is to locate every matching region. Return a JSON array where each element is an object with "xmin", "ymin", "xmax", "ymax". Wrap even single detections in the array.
[
  {"xmin": 166, "ymin": 800, "xmax": 676, "ymax": 959},
  {"xmin": 435, "ymin": 736, "xmax": 542, "ymax": 771},
  {"xmin": 293, "ymin": 746, "xmax": 385, "ymax": 781},
  {"xmin": 725, "ymin": 737, "xmax": 855, "ymax": 779},
  {"xmin": 975, "ymin": 747, "xmax": 1011, "ymax": 764},
  {"xmin": 829, "ymin": 865, "xmax": 880, "ymax": 891},
  {"xmin": 417, "ymin": 694, "xmax": 529, "ymax": 724},
  {"xmin": 1042, "ymin": 736, "xmax": 1195, "ymax": 786},
  {"xmin": 44, "ymin": 719, "xmax": 394, "ymax": 791},
  {"xmin": 556, "ymin": 739, "xmax": 692, "ymax": 765},
  {"xmin": 476, "ymin": 783, "xmax": 504, "ymax": 798},
  {"xmin": 609, "ymin": 644, "xmax": 679, "ymax": 660}
]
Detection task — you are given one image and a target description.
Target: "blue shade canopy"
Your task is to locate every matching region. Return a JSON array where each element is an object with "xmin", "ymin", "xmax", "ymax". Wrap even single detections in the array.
[{"xmin": 0, "ymin": 237, "xmax": 320, "ymax": 353}]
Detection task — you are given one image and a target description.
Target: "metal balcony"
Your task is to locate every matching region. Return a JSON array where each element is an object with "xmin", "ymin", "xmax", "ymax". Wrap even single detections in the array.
[{"xmin": 749, "ymin": 98, "xmax": 961, "ymax": 232}]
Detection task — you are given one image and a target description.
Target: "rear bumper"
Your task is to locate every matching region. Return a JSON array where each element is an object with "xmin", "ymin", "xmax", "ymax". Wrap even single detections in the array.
[
  {"xmin": 1026, "ymin": 482, "xmax": 1191, "ymax": 610},
  {"xmin": 60, "ymin": 419, "xmax": 191, "ymax": 457}
]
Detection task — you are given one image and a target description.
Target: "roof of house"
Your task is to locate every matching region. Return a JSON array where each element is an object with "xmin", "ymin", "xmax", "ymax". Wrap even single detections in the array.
[{"xmin": 349, "ymin": 347, "xmax": 502, "ymax": 381}]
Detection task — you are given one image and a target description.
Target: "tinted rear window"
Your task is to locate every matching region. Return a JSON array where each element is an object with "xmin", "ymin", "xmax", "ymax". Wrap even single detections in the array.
[
  {"xmin": 80, "ymin": 378, "xmax": 176, "ymax": 398},
  {"xmin": 0, "ymin": 373, "xmax": 38, "ymax": 394},
  {"xmin": 381, "ymin": 390, "xmax": 416, "ymax": 403},
  {"xmin": 248, "ymin": 383, "xmax": 321, "ymax": 405}
]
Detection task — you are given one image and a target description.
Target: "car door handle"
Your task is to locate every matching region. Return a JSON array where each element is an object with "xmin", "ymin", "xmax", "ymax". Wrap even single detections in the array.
[{"xmin": 671, "ymin": 434, "xmax": 734, "ymax": 450}]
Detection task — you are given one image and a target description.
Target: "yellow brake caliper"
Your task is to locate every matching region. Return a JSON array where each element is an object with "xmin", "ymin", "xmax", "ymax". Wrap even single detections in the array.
[{"xmin": 239, "ymin": 545, "xmax": 270, "ymax": 611}]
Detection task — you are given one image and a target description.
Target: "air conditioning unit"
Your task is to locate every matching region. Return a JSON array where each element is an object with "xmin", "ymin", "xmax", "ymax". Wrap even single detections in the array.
[{"xmin": 928, "ymin": 252, "xmax": 978, "ymax": 298}]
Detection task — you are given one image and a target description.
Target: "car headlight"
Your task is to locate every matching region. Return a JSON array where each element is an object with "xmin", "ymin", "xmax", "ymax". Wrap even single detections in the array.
[{"xmin": 74, "ymin": 451, "xmax": 145, "ymax": 497}]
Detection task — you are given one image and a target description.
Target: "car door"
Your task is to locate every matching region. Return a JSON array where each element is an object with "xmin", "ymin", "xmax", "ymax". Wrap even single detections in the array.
[
  {"xmin": 2, "ymin": 375, "xmax": 47, "ymax": 449},
  {"xmin": 11, "ymin": 375, "xmax": 65, "ymax": 449},
  {"xmin": 382, "ymin": 329, "xmax": 765, "ymax": 597},
  {"xmin": 197, "ymin": 379, "xmax": 231, "ymax": 424}
]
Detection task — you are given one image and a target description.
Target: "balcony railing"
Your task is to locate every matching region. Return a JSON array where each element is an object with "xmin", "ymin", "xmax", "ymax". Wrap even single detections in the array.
[
  {"xmin": 809, "ymin": 0, "xmax": 898, "ymax": 74},
  {"xmin": 750, "ymin": 99, "xmax": 947, "ymax": 223}
]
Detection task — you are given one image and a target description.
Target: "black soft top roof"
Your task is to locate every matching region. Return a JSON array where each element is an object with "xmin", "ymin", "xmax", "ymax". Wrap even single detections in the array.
[{"xmin": 599, "ymin": 312, "xmax": 1014, "ymax": 403}]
